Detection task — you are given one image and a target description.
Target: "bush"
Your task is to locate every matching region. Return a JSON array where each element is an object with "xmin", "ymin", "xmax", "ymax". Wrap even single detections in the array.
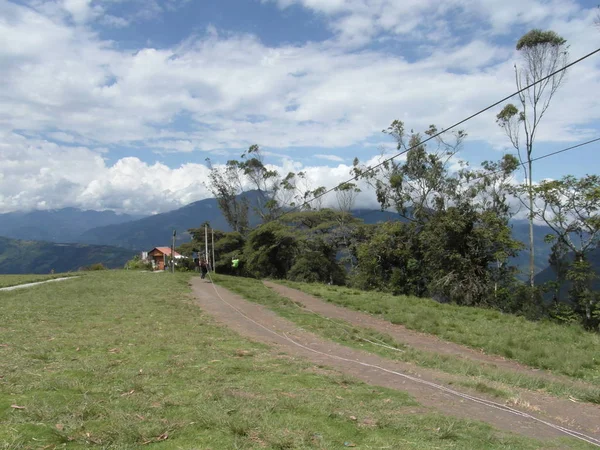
[
  {"xmin": 288, "ymin": 252, "xmax": 346, "ymax": 285},
  {"xmin": 125, "ymin": 256, "xmax": 152, "ymax": 271},
  {"xmin": 80, "ymin": 263, "xmax": 107, "ymax": 271}
]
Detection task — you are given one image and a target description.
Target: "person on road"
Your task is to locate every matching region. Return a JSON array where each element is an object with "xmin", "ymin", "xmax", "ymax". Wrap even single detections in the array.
[{"xmin": 200, "ymin": 259, "xmax": 208, "ymax": 279}]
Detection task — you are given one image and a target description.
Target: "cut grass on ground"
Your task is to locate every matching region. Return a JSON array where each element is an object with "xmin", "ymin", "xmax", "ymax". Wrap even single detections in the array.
[
  {"xmin": 0, "ymin": 273, "xmax": 76, "ymax": 288},
  {"xmin": 2, "ymin": 271, "xmax": 586, "ymax": 449},
  {"xmin": 278, "ymin": 280, "xmax": 600, "ymax": 384},
  {"xmin": 213, "ymin": 276, "xmax": 600, "ymax": 405}
]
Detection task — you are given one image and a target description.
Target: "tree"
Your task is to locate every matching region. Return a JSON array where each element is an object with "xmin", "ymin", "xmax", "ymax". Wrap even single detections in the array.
[
  {"xmin": 353, "ymin": 121, "xmax": 522, "ymax": 306},
  {"xmin": 243, "ymin": 221, "xmax": 300, "ymax": 279},
  {"xmin": 352, "ymin": 121, "xmax": 466, "ymax": 223},
  {"xmin": 334, "ymin": 182, "xmax": 361, "ymax": 269},
  {"xmin": 207, "ymin": 145, "xmax": 327, "ymax": 231},
  {"xmin": 205, "ymin": 158, "xmax": 250, "ymax": 234},
  {"xmin": 533, "ymin": 175, "xmax": 600, "ymax": 328},
  {"xmin": 282, "ymin": 209, "xmax": 357, "ymax": 284},
  {"xmin": 496, "ymin": 29, "xmax": 569, "ymax": 289}
]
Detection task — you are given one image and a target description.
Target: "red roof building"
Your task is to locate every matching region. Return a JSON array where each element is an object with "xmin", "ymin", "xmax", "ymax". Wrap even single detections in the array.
[{"xmin": 148, "ymin": 247, "xmax": 183, "ymax": 271}]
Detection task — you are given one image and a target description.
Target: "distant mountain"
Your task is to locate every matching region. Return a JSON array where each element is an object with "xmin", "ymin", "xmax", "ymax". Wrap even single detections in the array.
[
  {"xmin": 0, "ymin": 208, "xmax": 143, "ymax": 243},
  {"xmin": 79, "ymin": 198, "xmax": 233, "ymax": 251},
  {"xmin": 0, "ymin": 236, "xmax": 136, "ymax": 274}
]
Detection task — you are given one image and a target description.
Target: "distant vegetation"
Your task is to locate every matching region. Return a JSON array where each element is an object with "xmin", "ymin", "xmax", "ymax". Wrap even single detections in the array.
[{"xmin": 0, "ymin": 236, "xmax": 135, "ymax": 274}]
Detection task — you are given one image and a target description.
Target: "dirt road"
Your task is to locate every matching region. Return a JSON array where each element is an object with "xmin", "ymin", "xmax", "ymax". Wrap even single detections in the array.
[{"xmin": 191, "ymin": 278, "xmax": 600, "ymax": 445}]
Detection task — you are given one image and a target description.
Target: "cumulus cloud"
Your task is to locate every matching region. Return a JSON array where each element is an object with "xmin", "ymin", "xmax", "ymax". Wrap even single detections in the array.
[{"xmin": 0, "ymin": 131, "xmax": 214, "ymax": 214}]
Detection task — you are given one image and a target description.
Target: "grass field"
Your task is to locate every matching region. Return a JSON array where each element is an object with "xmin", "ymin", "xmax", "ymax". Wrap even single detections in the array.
[
  {"xmin": 2, "ymin": 271, "xmax": 586, "ymax": 449},
  {"xmin": 0, "ymin": 273, "xmax": 76, "ymax": 288},
  {"xmin": 277, "ymin": 281, "xmax": 600, "ymax": 384},
  {"xmin": 214, "ymin": 276, "xmax": 600, "ymax": 405}
]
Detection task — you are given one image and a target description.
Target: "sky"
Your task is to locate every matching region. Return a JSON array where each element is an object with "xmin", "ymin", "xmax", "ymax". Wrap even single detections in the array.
[{"xmin": 1, "ymin": 0, "xmax": 599, "ymax": 215}]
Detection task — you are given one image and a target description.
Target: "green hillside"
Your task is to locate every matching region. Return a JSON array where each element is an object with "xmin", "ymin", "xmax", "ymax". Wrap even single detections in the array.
[{"xmin": 0, "ymin": 237, "xmax": 136, "ymax": 274}]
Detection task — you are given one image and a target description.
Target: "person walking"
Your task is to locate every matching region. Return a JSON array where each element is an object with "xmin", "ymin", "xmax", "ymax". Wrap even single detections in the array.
[{"xmin": 200, "ymin": 259, "xmax": 208, "ymax": 279}]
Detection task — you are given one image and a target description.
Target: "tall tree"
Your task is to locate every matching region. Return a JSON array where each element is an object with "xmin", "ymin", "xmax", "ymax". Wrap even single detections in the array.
[
  {"xmin": 496, "ymin": 29, "xmax": 569, "ymax": 289},
  {"xmin": 533, "ymin": 175, "xmax": 600, "ymax": 328}
]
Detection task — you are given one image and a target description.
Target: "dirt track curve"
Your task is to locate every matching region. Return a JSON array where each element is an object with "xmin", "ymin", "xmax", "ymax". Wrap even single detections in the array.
[{"xmin": 191, "ymin": 278, "xmax": 600, "ymax": 445}]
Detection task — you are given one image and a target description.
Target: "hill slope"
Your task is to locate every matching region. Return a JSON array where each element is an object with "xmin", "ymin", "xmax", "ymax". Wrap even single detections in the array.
[
  {"xmin": 0, "ymin": 208, "xmax": 142, "ymax": 243},
  {"xmin": 0, "ymin": 236, "xmax": 136, "ymax": 274}
]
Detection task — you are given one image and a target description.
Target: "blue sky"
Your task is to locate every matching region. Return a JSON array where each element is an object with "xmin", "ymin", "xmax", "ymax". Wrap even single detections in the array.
[{"xmin": 1, "ymin": 0, "xmax": 599, "ymax": 214}]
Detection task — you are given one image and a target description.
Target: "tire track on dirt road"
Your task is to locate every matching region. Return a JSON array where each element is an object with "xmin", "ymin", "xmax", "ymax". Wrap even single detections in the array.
[{"xmin": 191, "ymin": 278, "xmax": 600, "ymax": 445}]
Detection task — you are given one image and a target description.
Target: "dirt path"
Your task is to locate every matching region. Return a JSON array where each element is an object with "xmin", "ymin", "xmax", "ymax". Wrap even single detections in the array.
[
  {"xmin": 0, "ymin": 277, "xmax": 77, "ymax": 292},
  {"xmin": 264, "ymin": 281, "xmax": 593, "ymax": 389},
  {"xmin": 191, "ymin": 278, "xmax": 600, "ymax": 445}
]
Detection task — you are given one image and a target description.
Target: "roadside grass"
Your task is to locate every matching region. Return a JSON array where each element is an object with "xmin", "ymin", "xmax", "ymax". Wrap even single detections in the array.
[
  {"xmin": 0, "ymin": 273, "xmax": 77, "ymax": 288},
  {"xmin": 0, "ymin": 272, "xmax": 579, "ymax": 449},
  {"xmin": 213, "ymin": 275, "xmax": 600, "ymax": 405},
  {"xmin": 277, "ymin": 280, "xmax": 600, "ymax": 384}
]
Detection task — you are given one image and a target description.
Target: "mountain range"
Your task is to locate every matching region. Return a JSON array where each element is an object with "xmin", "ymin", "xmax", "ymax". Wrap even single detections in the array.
[
  {"xmin": 0, "ymin": 198, "xmax": 565, "ymax": 276},
  {"xmin": 0, "ymin": 208, "xmax": 144, "ymax": 243}
]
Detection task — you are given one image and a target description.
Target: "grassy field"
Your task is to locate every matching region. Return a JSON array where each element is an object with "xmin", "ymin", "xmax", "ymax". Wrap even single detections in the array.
[
  {"xmin": 1, "ymin": 271, "xmax": 585, "ymax": 449},
  {"xmin": 278, "ymin": 281, "xmax": 600, "ymax": 384},
  {"xmin": 0, "ymin": 273, "xmax": 76, "ymax": 288},
  {"xmin": 214, "ymin": 276, "xmax": 600, "ymax": 405}
]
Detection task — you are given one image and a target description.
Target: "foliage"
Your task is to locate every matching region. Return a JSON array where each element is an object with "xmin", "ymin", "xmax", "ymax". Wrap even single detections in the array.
[
  {"xmin": 534, "ymin": 175, "xmax": 600, "ymax": 329},
  {"xmin": 353, "ymin": 121, "xmax": 466, "ymax": 223},
  {"xmin": 243, "ymin": 221, "xmax": 300, "ymax": 278},
  {"xmin": 351, "ymin": 121, "xmax": 522, "ymax": 307},
  {"xmin": 205, "ymin": 145, "xmax": 327, "ymax": 233},
  {"xmin": 516, "ymin": 29, "xmax": 567, "ymax": 49},
  {"xmin": 204, "ymin": 158, "xmax": 250, "ymax": 233},
  {"xmin": 124, "ymin": 255, "xmax": 152, "ymax": 270},
  {"xmin": 80, "ymin": 263, "xmax": 107, "ymax": 271}
]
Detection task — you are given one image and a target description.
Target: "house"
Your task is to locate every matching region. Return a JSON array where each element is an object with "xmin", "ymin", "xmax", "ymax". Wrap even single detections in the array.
[{"xmin": 147, "ymin": 247, "xmax": 183, "ymax": 271}]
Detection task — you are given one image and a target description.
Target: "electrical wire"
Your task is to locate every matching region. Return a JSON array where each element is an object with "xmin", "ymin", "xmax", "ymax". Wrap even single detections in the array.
[{"xmin": 204, "ymin": 272, "xmax": 600, "ymax": 448}]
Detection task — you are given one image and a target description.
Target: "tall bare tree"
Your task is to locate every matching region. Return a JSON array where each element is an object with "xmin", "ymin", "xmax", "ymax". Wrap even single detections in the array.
[{"xmin": 496, "ymin": 29, "xmax": 569, "ymax": 289}]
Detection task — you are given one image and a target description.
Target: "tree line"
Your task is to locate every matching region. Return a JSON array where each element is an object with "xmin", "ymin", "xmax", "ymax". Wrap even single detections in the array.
[{"xmin": 179, "ymin": 29, "xmax": 599, "ymax": 331}]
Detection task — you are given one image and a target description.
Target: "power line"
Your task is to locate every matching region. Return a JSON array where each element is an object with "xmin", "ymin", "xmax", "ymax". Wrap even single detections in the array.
[
  {"xmin": 464, "ymin": 137, "xmax": 600, "ymax": 185},
  {"xmin": 274, "ymin": 46, "xmax": 600, "ymax": 221}
]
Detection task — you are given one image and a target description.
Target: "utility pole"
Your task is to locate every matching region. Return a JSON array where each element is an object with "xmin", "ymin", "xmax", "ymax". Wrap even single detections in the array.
[
  {"xmin": 172, "ymin": 229, "xmax": 176, "ymax": 274},
  {"xmin": 211, "ymin": 227, "xmax": 216, "ymax": 273},
  {"xmin": 204, "ymin": 224, "xmax": 209, "ymax": 271}
]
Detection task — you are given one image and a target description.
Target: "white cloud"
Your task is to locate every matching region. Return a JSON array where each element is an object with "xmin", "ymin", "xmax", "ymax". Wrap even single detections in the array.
[
  {"xmin": 0, "ymin": 131, "xmax": 213, "ymax": 214},
  {"xmin": 314, "ymin": 154, "xmax": 345, "ymax": 162}
]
